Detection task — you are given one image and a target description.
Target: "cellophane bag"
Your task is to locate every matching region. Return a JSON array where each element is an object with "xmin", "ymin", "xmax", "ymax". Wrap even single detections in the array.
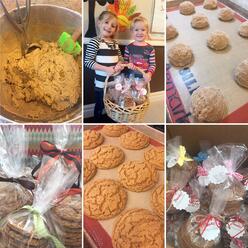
[
  {"xmin": 0, "ymin": 126, "xmax": 34, "ymax": 220},
  {"xmin": 0, "ymin": 156, "xmax": 79, "ymax": 248},
  {"xmin": 177, "ymin": 188, "xmax": 229, "ymax": 248}
]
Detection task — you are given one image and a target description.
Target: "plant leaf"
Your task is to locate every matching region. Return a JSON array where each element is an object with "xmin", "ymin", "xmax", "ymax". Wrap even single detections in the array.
[{"xmin": 127, "ymin": 5, "xmax": 136, "ymax": 16}]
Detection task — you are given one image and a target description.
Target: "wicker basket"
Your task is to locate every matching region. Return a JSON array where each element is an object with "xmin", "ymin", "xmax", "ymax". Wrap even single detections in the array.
[{"xmin": 103, "ymin": 69, "xmax": 150, "ymax": 123}]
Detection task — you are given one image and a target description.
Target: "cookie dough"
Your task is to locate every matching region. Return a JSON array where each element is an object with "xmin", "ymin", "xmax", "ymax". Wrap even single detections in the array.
[
  {"xmin": 91, "ymin": 145, "xmax": 125, "ymax": 169},
  {"xmin": 191, "ymin": 13, "xmax": 209, "ymax": 29},
  {"xmin": 120, "ymin": 131, "xmax": 149, "ymax": 150},
  {"xmin": 218, "ymin": 8, "xmax": 234, "ymax": 21},
  {"xmin": 101, "ymin": 125, "xmax": 129, "ymax": 137},
  {"xmin": 239, "ymin": 21, "xmax": 248, "ymax": 38},
  {"xmin": 84, "ymin": 130, "xmax": 104, "ymax": 150},
  {"xmin": 84, "ymin": 159, "xmax": 97, "ymax": 184},
  {"xmin": 112, "ymin": 208, "xmax": 164, "ymax": 248},
  {"xmin": 151, "ymin": 185, "xmax": 164, "ymax": 219},
  {"xmin": 168, "ymin": 43, "xmax": 193, "ymax": 68},
  {"xmin": 234, "ymin": 59, "xmax": 248, "ymax": 88},
  {"xmin": 207, "ymin": 31, "xmax": 229, "ymax": 50},
  {"xmin": 191, "ymin": 87, "xmax": 228, "ymax": 122},
  {"xmin": 166, "ymin": 24, "xmax": 178, "ymax": 40},
  {"xmin": 203, "ymin": 0, "xmax": 217, "ymax": 9},
  {"xmin": 179, "ymin": 1, "xmax": 195, "ymax": 15},
  {"xmin": 84, "ymin": 179, "xmax": 127, "ymax": 220},
  {"xmin": 144, "ymin": 146, "xmax": 164, "ymax": 170},
  {"xmin": 118, "ymin": 161, "xmax": 158, "ymax": 192},
  {"xmin": 4, "ymin": 41, "xmax": 80, "ymax": 111}
]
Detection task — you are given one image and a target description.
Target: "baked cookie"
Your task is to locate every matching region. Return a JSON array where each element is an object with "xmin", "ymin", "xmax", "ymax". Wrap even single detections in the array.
[
  {"xmin": 120, "ymin": 131, "xmax": 149, "ymax": 150},
  {"xmin": 84, "ymin": 159, "xmax": 97, "ymax": 184},
  {"xmin": 167, "ymin": 24, "xmax": 178, "ymax": 40},
  {"xmin": 218, "ymin": 8, "xmax": 234, "ymax": 22},
  {"xmin": 203, "ymin": 0, "xmax": 217, "ymax": 9},
  {"xmin": 91, "ymin": 145, "xmax": 125, "ymax": 169},
  {"xmin": 101, "ymin": 125, "xmax": 129, "ymax": 137},
  {"xmin": 191, "ymin": 87, "xmax": 227, "ymax": 122},
  {"xmin": 50, "ymin": 194, "xmax": 82, "ymax": 248},
  {"xmin": 239, "ymin": 21, "xmax": 248, "ymax": 38},
  {"xmin": 179, "ymin": 1, "xmax": 195, "ymax": 15},
  {"xmin": 118, "ymin": 161, "xmax": 158, "ymax": 192},
  {"xmin": 84, "ymin": 130, "xmax": 104, "ymax": 150},
  {"xmin": 151, "ymin": 185, "xmax": 164, "ymax": 219},
  {"xmin": 191, "ymin": 13, "xmax": 209, "ymax": 29},
  {"xmin": 207, "ymin": 31, "xmax": 229, "ymax": 50},
  {"xmin": 234, "ymin": 59, "xmax": 248, "ymax": 88},
  {"xmin": 168, "ymin": 43, "xmax": 193, "ymax": 68},
  {"xmin": 112, "ymin": 208, "xmax": 164, "ymax": 248},
  {"xmin": 144, "ymin": 146, "xmax": 164, "ymax": 170},
  {"xmin": 84, "ymin": 179, "xmax": 127, "ymax": 220}
]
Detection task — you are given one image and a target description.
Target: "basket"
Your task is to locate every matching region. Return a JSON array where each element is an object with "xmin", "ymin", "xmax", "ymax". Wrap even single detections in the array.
[{"xmin": 103, "ymin": 69, "xmax": 150, "ymax": 123}]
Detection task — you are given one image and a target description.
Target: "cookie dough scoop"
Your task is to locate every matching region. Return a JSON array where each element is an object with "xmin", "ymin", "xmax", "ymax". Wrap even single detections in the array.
[{"xmin": 234, "ymin": 59, "xmax": 248, "ymax": 88}]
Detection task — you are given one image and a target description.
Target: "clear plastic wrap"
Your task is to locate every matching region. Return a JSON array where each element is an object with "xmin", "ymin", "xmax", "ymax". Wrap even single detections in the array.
[
  {"xmin": 0, "ymin": 157, "xmax": 79, "ymax": 248},
  {"xmin": 0, "ymin": 126, "xmax": 34, "ymax": 220},
  {"xmin": 33, "ymin": 125, "xmax": 81, "ymax": 187}
]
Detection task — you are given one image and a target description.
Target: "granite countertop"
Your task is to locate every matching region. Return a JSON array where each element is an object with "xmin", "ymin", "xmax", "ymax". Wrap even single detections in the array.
[{"xmin": 0, "ymin": 0, "xmax": 81, "ymax": 14}]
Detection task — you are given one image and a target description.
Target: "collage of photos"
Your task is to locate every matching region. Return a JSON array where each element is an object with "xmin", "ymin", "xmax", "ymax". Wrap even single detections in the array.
[{"xmin": 0, "ymin": 0, "xmax": 247, "ymax": 247}]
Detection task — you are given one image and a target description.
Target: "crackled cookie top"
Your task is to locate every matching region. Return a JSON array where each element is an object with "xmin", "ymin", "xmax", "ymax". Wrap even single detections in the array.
[
  {"xmin": 151, "ymin": 185, "xmax": 164, "ymax": 219},
  {"xmin": 112, "ymin": 208, "xmax": 164, "ymax": 248},
  {"xmin": 84, "ymin": 130, "xmax": 104, "ymax": 150},
  {"xmin": 118, "ymin": 161, "xmax": 158, "ymax": 192},
  {"xmin": 120, "ymin": 131, "xmax": 149, "ymax": 150},
  {"xmin": 84, "ymin": 179, "xmax": 127, "ymax": 220},
  {"xmin": 91, "ymin": 145, "xmax": 125, "ymax": 169},
  {"xmin": 144, "ymin": 146, "xmax": 164, "ymax": 170},
  {"xmin": 84, "ymin": 159, "xmax": 97, "ymax": 184},
  {"xmin": 101, "ymin": 125, "xmax": 129, "ymax": 137}
]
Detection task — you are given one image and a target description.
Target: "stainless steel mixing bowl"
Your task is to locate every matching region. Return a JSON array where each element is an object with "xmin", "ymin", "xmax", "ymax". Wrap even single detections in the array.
[{"xmin": 0, "ymin": 4, "xmax": 82, "ymax": 123}]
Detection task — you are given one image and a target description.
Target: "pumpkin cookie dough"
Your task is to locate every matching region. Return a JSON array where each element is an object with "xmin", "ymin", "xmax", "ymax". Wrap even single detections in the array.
[
  {"xmin": 179, "ymin": 1, "xmax": 195, "ymax": 15},
  {"xmin": 207, "ymin": 31, "xmax": 229, "ymax": 51},
  {"xmin": 218, "ymin": 8, "xmax": 234, "ymax": 22},
  {"xmin": 151, "ymin": 185, "xmax": 164, "ymax": 219},
  {"xmin": 4, "ymin": 41, "xmax": 80, "ymax": 112},
  {"xmin": 91, "ymin": 145, "xmax": 125, "ymax": 169},
  {"xmin": 239, "ymin": 21, "xmax": 248, "ymax": 38},
  {"xmin": 120, "ymin": 131, "xmax": 149, "ymax": 150},
  {"xmin": 144, "ymin": 146, "xmax": 164, "ymax": 170},
  {"xmin": 203, "ymin": 0, "xmax": 218, "ymax": 10},
  {"xmin": 166, "ymin": 24, "xmax": 178, "ymax": 40},
  {"xmin": 84, "ymin": 159, "xmax": 97, "ymax": 184},
  {"xmin": 101, "ymin": 125, "xmax": 129, "ymax": 137},
  {"xmin": 112, "ymin": 208, "xmax": 164, "ymax": 248},
  {"xmin": 84, "ymin": 179, "xmax": 127, "ymax": 220},
  {"xmin": 235, "ymin": 59, "xmax": 248, "ymax": 88},
  {"xmin": 191, "ymin": 13, "xmax": 209, "ymax": 29},
  {"xmin": 84, "ymin": 130, "xmax": 104, "ymax": 150}
]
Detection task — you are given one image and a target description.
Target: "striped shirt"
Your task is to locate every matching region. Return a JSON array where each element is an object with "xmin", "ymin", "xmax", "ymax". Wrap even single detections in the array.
[
  {"xmin": 84, "ymin": 37, "xmax": 122, "ymax": 88},
  {"xmin": 124, "ymin": 42, "xmax": 156, "ymax": 78}
]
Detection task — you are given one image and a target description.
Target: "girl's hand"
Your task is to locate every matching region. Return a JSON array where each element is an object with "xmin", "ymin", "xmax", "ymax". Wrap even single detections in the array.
[
  {"xmin": 105, "ymin": 66, "xmax": 116, "ymax": 75},
  {"xmin": 143, "ymin": 72, "xmax": 152, "ymax": 83},
  {"xmin": 114, "ymin": 62, "xmax": 124, "ymax": 73},
  {"xmin": 127, "ymin": 63, "xmax": 136, "ymax": 71}
]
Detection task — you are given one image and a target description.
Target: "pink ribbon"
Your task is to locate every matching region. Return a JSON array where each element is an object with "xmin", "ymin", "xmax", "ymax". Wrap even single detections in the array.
[
  {"xmin": 225, "ymin": 160, "xmax": 244, "ymax": 181},
  {"xmin": 197, "ymin": 166, "xmax": 208, "ymax": 177},
  {"xmin": 228, "ymin": 216, "xmax": 246, "ymax": 239},
  {"xmin": 197, "ymin": 214, "xmax": 222, "ymax": 236}
]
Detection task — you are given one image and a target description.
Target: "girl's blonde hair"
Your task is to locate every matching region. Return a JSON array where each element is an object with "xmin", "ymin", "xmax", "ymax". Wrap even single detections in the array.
[
  {"xmin": 97, "ymin": 11, "xmax": 119, "ymax": 34},
  {"xmin": 130, "ymin": 16, "xmax": 149, "ymax": 32}
]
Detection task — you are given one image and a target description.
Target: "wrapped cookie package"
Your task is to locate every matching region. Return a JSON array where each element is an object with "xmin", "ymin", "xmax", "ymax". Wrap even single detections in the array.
[
  {"xmin": 0, "ymin": 156, "xmax": 79, "ymax": 248},
  {"xmin": 0, "ymin": 126, "xmax": 34, "ymax": 220}
]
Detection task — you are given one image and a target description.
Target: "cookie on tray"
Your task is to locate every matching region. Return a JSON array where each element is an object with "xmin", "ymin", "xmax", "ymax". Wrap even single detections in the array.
[
  {"xmin": 120, "ymin": 131, "xmax": 149, "ymax": 150},
  {"xmin": 101, "ymin": 125, "xmax": 129, "ymax": 137},
  {"xmin": 151, "ymin": 185, "xmax": 164, "ymax": 219},
  {"xmin": 112, "ymin": 208, "xmax": 164, "ymax": 248},
  {"xmin": 84, "ymin": 179, "xmax": 127, "ymax": 220},
  {"xmin": 84, "ymin": 130, "xmax": 104, "ymax": 150},
  {"xmin": 91, "ymin": 145, "xmax": 125, "ymax": 169},
  {"xmin": 144, "ymin": 146, "xmax": 164, "ymax": 170},
  {"xmin": 50, "ymin": 194, "xmax": 82, "ymax": 248},
  {"xmin": 118, "ymin": 161, "xmax": 158, "ymax": 192},
  {"xmin": 84, "ymin": 159, "xmax": 97, "ymax": 184}
]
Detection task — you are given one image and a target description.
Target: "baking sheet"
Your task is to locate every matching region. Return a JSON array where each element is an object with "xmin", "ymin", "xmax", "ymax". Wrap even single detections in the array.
[
  {"xmin": 166, "ymin": 2, "xmax": 248, "ymax": 123},
  {"xmin": 83, "ymin": 125, "xmax": 164, "ymax": 247}
]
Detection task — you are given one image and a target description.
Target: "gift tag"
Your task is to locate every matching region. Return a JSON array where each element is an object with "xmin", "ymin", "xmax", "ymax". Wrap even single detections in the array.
[
  {"xmin": 226, "ymin": 220, "xmax": 245, "ymax": 238},
  {"xmin": 166, "ymin": 155, "xmax": 177, "ymax": 168},
  {"xmin": 172, "ymin": 190, "xmax": 190, "ymax": 210},
  {"xmin": 208, "ymin": 165, "xmax": 228, "ymax": 184},
  {"xmin": 200, "ymin": 218, "xmax": 220, "ymax": 241},
  {"xmin": 185, "ymin": 198, "xmax": 200, "ymax": 213},
  {"xmin": 230, "ymin": 239, "xmax": 245, "ymax": 248},
  {"xmin": 198, "ymin": 175, "xmax": 210, "ymax": 186}
]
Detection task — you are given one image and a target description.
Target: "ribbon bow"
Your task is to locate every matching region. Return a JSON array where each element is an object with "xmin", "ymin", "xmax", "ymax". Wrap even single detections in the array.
[
  {"xmin": 194, "ymin": 151, "xmax": 208, "ymax": 164},
  {"xmin": 225, "ymin": 160, "xmax": 244, "ymax": 181},
  {"xmin": 0, "ymin": 176, "xmax": 35, "ymax": 190},
  {"xmin": 32, "ymin": 141, "xmax": 81, "ymax": 187},
  {"xmin": 177, "ymin": 145, "xmax": 193, "ymax": 166},
  {"xmin": 22, "ymin": 205, "xmax": 65, "ymax": 248},
  {"xmin": 197, "ymin": 214, "xmax": 222, "ymax": 236}
]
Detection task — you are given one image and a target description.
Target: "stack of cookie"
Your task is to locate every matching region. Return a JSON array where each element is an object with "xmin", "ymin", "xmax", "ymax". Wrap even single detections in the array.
[{"xmin": 50, "ymin": 194, "xmax": 82, "ymax": 248}]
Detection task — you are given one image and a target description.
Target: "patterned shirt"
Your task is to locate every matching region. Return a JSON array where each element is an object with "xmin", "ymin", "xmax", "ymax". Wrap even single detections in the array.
[
  {"xmin": 124, "ymin": 42, "xmax": 156, "ymax": 77},
  {"xmin": 84, "ymin": 37, "xmax": 122, "ymax": 88}
]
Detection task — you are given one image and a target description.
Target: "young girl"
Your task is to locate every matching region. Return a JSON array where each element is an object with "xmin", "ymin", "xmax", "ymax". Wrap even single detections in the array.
[
  {"xmin": 84, "ymin": 11, "xmax": 123, "ymax": 121},
  {"xmin": 124, "ymin": 16, "xmax": 156, "ymax": 83}
]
